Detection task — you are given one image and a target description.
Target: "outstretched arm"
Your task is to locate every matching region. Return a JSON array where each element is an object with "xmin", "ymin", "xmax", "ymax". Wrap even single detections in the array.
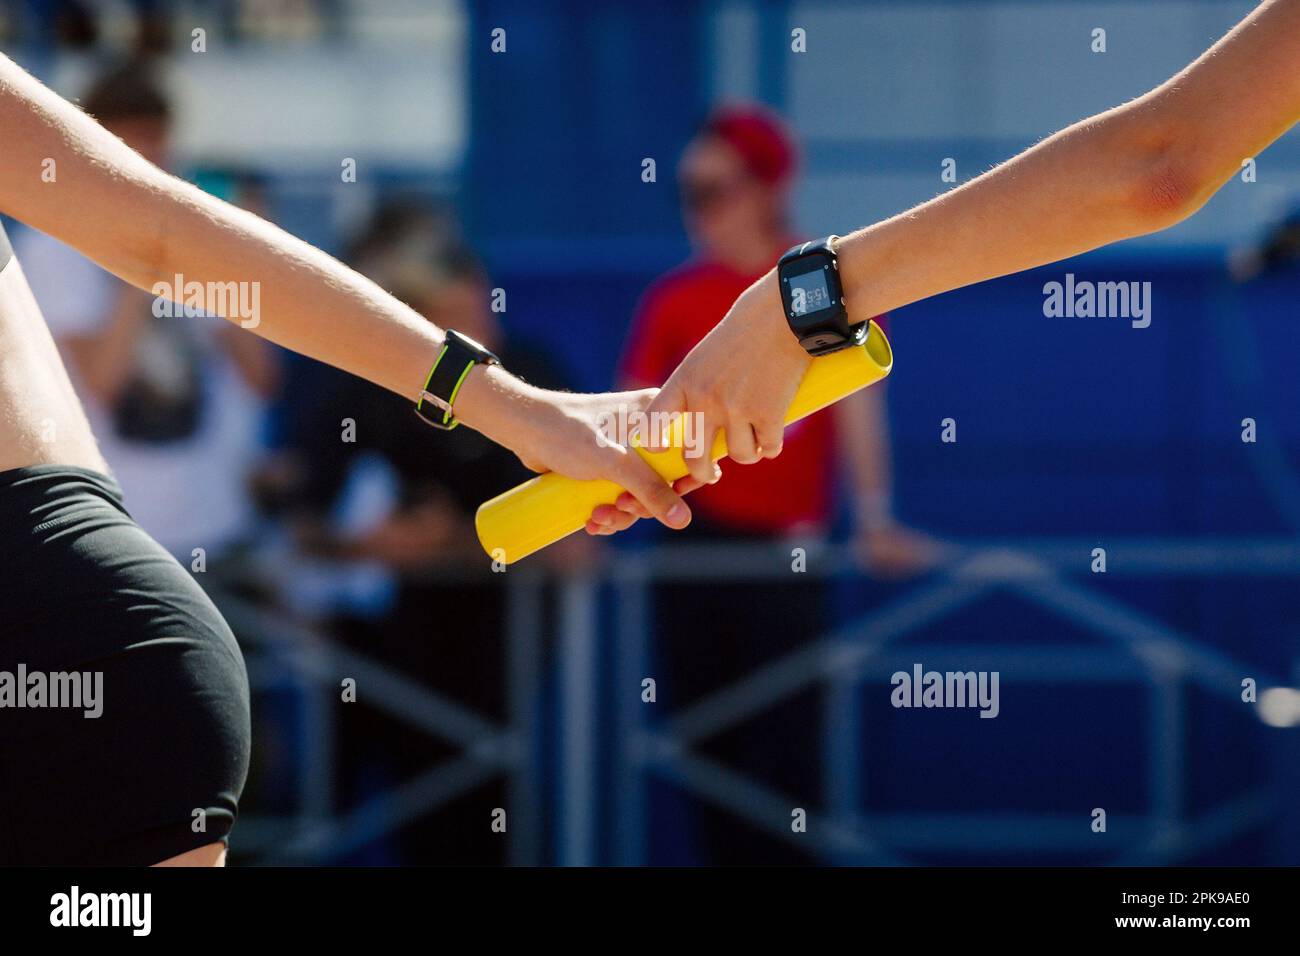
[
  {"xmin": 837, "ymin": 0, "xmax": 1300, "ymax": 319},
  {"xmin": 639, "ymin": 0, "xmax": 1300, "ymax": 500},
  {"xmin": 0, "ymin": 54, "xmax": 690, "ymax": 530}
]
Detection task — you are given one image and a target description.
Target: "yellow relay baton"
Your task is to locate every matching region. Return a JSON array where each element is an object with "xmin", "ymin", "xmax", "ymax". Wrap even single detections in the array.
[{"xmin": 475, "ymin": 319, "xmax": 893, "ymax": 563}]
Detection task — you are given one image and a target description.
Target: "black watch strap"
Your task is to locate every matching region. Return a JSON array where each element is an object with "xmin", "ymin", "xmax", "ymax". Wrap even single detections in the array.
[
  {"xmin": 778, "ymin": 234, "xmax": 866, "ymax": 356},
  {"xmin": 780, "ymin": 234, "xmax": 838, "ymax": 263},
  {"xmin": 415, "ymin": 330, "xmax": 502, "ymax": 430}
]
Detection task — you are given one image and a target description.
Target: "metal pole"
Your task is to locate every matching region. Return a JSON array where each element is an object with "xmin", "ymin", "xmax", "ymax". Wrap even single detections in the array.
[{"xmin": 558, "ymin": 574, "xmax": 599, "ymax": 865}]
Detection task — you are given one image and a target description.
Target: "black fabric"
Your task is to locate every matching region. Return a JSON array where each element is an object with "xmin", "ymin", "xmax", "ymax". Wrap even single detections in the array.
[
  {"xmin": 111, "ymin": 311, "xmax": 207, "ymax": 442},
  {"xmin": 290, "ymin": 341, "xmax": 569, "ymax": 515},
  {"xmin": 274, "ymin": 342, "xmax": 571, "ymax": 863},
  {"xmin": 0, "ymin": 221, "xmax": 12, "ymax": 271},
  {"xmin": 0, "ymin": 465, "xmax": 250, "ymax": 865},
  {"xmin": 647, "ymin": 518, "xmax": 829, "ymax": 865}
]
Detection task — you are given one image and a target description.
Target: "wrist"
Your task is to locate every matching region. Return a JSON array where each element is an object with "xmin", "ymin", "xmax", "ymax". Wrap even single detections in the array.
[
  {"xmin": 856, "ymin": 490, "xmax": 895, "ymax": 533},
  {"xmin": 838, "ymin": 225, "xmax": 915, "ymax": 326},
  {"xmin": 449, "ymin": 361, "xmax": 535, "ymax": 447},
  {"xmin": 413, "ymin": 327, "xmax": 514, "ymax": 433},
  {"xmin": 752, "ymin": 269, "xmax": 815, "ymax": 366},
  {"xmin": 836, "ymin": 232, "xmax": 875, "ymax": 326},
  {"xmin": 454, "ymin": 361, "xmax": 556, "ymax": 468}
]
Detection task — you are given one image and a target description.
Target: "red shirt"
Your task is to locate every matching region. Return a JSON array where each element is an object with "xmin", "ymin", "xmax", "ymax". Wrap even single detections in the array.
[{"xmin": 621, "ymin": 257, "xmax": 839, "ymax": 535}]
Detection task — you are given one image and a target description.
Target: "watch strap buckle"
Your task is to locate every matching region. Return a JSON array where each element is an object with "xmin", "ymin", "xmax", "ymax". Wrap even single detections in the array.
[{"xmin": 416, "ymin": 389, "xmax": 459, "ymax": 430}]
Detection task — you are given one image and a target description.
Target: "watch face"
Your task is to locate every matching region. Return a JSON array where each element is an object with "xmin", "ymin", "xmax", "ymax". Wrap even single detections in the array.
[
  {"xmin": 782, "ymin": 253, "xmax": 842, "ymax": 334},
  {"xmin": 787, "ymin": 267, "xmax": 833, "ymax": 317}
]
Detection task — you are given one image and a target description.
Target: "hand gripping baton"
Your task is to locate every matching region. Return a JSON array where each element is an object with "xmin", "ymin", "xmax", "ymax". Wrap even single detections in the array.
[{"xmin": 475, "ymin": 320, "xmax": 893, "ymax": 563}]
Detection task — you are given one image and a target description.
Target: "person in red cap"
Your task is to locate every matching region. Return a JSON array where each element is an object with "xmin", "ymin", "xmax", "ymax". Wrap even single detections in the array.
[
  {"xmin": 619, "ymin": 105, "xmax": 938, "ymax": 863},
  {"xmin": 620, "ymin": 104, "xmax": 938, "ymax": 572}
]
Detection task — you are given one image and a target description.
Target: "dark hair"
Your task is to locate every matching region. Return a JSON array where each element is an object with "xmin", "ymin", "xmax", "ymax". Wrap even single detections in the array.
[
  {"xmin": 430, "ymin": 245, "xmax": 489, "ymax": 288},
  {"xmin": 346, "ymin": 198, "xmax": 453, "ymax": 266},
  {"xmin": 1258, "ymin": 212, "xmax": 1300, "ymax": 273},
  {"xmin": 81, "ymin": 60, "xmax": 171, "ymax": 124}
]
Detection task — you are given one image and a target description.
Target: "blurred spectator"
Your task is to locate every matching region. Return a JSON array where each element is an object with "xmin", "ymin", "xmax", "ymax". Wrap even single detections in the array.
[
  {"xmin": 271, "ymin": 209, "xmax": 579, "ymax": 862},
  {"xmin": 281, "ymin": 213, "xmax": 575, "ymax": 572},
  {"xmin": 14, "ymin": 0, "xmax": 169, "ymax": 53},
  {"xmin": 12, "ymin": 0, "xmax": 341, "ymax": 51},
  {"xmin": 1230, "ymin": 205, "xmax": 1300, "ymax": 281},
  {"xmin": 619, "ymin": 104, "xmax": 940, "ymax": 863},
  {"xmin": 16, "ymin": 59, "xmax": 276, "ymax": 565},
  {"xmin": 622, "ymin": 103, "xmax": 937, "ymax": 572}
]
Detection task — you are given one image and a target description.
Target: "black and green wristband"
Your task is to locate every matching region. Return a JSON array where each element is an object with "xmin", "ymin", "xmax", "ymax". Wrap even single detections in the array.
[{"xmin": 415, "ymin": 329, "xmax": 502, "ymax": 430}]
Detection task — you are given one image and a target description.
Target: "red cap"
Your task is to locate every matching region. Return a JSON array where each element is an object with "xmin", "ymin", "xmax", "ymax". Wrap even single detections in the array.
[{"xmin": 702, "ymin": 104, "xmax": 799, "ymax": 186}]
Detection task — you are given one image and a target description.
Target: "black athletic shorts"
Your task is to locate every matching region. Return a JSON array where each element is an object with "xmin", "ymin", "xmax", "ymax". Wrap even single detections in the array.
[{"xmin": 0, "ymin": 465, "xmax": 251, "ymax": 865}]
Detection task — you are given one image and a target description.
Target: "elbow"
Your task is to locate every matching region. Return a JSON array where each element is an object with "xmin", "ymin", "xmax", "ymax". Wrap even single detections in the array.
[
  {"xmin": 133, "ymin": 190, "xmax": 174, "ymax": 292},
  {"xmin": 112, "ymin": 170, "xmax": 177, "ymax": 292},
  {"xmin": 1113, "ymin": 103, "xmax": 1217, "ymax": 234},
  {"xmin": 1126, "ymin": 156, "xmax": 1205, "ymax": 233}
]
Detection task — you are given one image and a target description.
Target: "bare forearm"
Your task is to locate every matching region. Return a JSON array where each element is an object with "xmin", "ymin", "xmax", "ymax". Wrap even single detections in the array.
[
  {"xmin": 0, "ymin": 52, "xmax": 567, "ymax": 454},
  {"xmin": 147, "ymin": 185, "xmax": 443, "ymax": 399},
  {"xmin": 0, "ymin": 54, "xmax": 443, "ymax": 403},
  {"xmin": 839, "ymin": 0, "xmax": 1300, "ymax": 320},
  {"xmin": 838, "ymin": 111, "xmax": 1159, "ymax": 318},
  {"xmin": 0, "ymin": 58, "xmax": 695, "ymax": 529},
  {"xmin": 145, "ymin": 183, "xmax": 534, "ymax": 439}
]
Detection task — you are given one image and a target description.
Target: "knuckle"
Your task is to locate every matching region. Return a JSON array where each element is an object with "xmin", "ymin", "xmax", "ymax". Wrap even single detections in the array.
[
  {"xmin": 696, "ymin": 381, "xmax": 727, "ymax": 411},
  {"xmin": 615, "ymin": 459, "xmax": 648, "ymax": 489}
]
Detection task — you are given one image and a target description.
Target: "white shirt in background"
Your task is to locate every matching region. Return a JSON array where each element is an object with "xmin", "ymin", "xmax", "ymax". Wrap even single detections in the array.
[{"xmin": 15, "ymin": 227, "xmax": 264, "ymax": 559}]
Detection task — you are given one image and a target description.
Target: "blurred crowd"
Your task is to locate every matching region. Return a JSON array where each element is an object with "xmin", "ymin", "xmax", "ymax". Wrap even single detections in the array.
[
  {"xmin": 8, "ymin": 1, "xmax": 1300, "ymax": 866},
  {"xmin": 0, "ymin": 1, "xmax": 348, "ymax": 51},
  {"xmin": 7, "ymin": 46, "xmax": 944, "ymax": 862},
  {"xmin": 8, "ymin": 49, "xmax": 585, "ymax": 862}
]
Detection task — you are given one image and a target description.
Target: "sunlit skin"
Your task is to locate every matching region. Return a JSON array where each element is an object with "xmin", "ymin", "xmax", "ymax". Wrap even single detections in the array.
[
  {"xmin": 586, "ymin": 135, "xmax": 766, "ymax": 534},
  {"xmin": 589, "ymin": 126, "xmax": 944, "ymax": 576},
  {"xmin": 55, "ymin": 113, "xmax": 279, "ymax": 408},
  {"xmin": 154, "ymin": 843, "xmax": 226, "ymax": 867},
  {"xmin": 0, "ymin": 51, "xmax": 692, "ymax": 865},
  {"xmin": 586, "ymin": 133, "xmax": 780, "ymax": 536},
  {"xmin": 627, "ymin": 0, "xmax": 1300, "ymax": 508},
  {"xmin": 0, "ymin": 53, "xmax": 694, "ymax": 542},
  {"xmin": 303, "ymin": 274, "xmax": 594, "ymax": 571}
]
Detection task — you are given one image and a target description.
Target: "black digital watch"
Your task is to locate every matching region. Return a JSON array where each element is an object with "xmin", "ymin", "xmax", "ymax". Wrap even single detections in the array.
[
  {"xmin": 415, "ymin": 329, "xmax": 502, "ymax": 430},
  {"xmin": 777, "ymin": 235, "xmax": 866, "ymax": 356}
]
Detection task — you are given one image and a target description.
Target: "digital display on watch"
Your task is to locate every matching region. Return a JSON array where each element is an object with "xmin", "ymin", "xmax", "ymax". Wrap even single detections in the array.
[{"xmin": 787, "ymin": 267, "xmax": 833, "ymax": 316}]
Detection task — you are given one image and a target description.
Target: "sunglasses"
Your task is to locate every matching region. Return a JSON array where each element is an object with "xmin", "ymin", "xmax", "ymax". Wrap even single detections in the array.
[{"xmin": 679, "ymin": 174, "xmax": 752, "ymax": 213}]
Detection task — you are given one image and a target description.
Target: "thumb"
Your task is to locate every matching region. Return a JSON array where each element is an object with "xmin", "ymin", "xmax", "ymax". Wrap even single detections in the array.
[
  {"xmin": 616, "ymin": 451, "xmax": 691, "ymax": 531},
  {"xmin": 642, "ymin": 378, "xmax": 687, "ymax": 453}
]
